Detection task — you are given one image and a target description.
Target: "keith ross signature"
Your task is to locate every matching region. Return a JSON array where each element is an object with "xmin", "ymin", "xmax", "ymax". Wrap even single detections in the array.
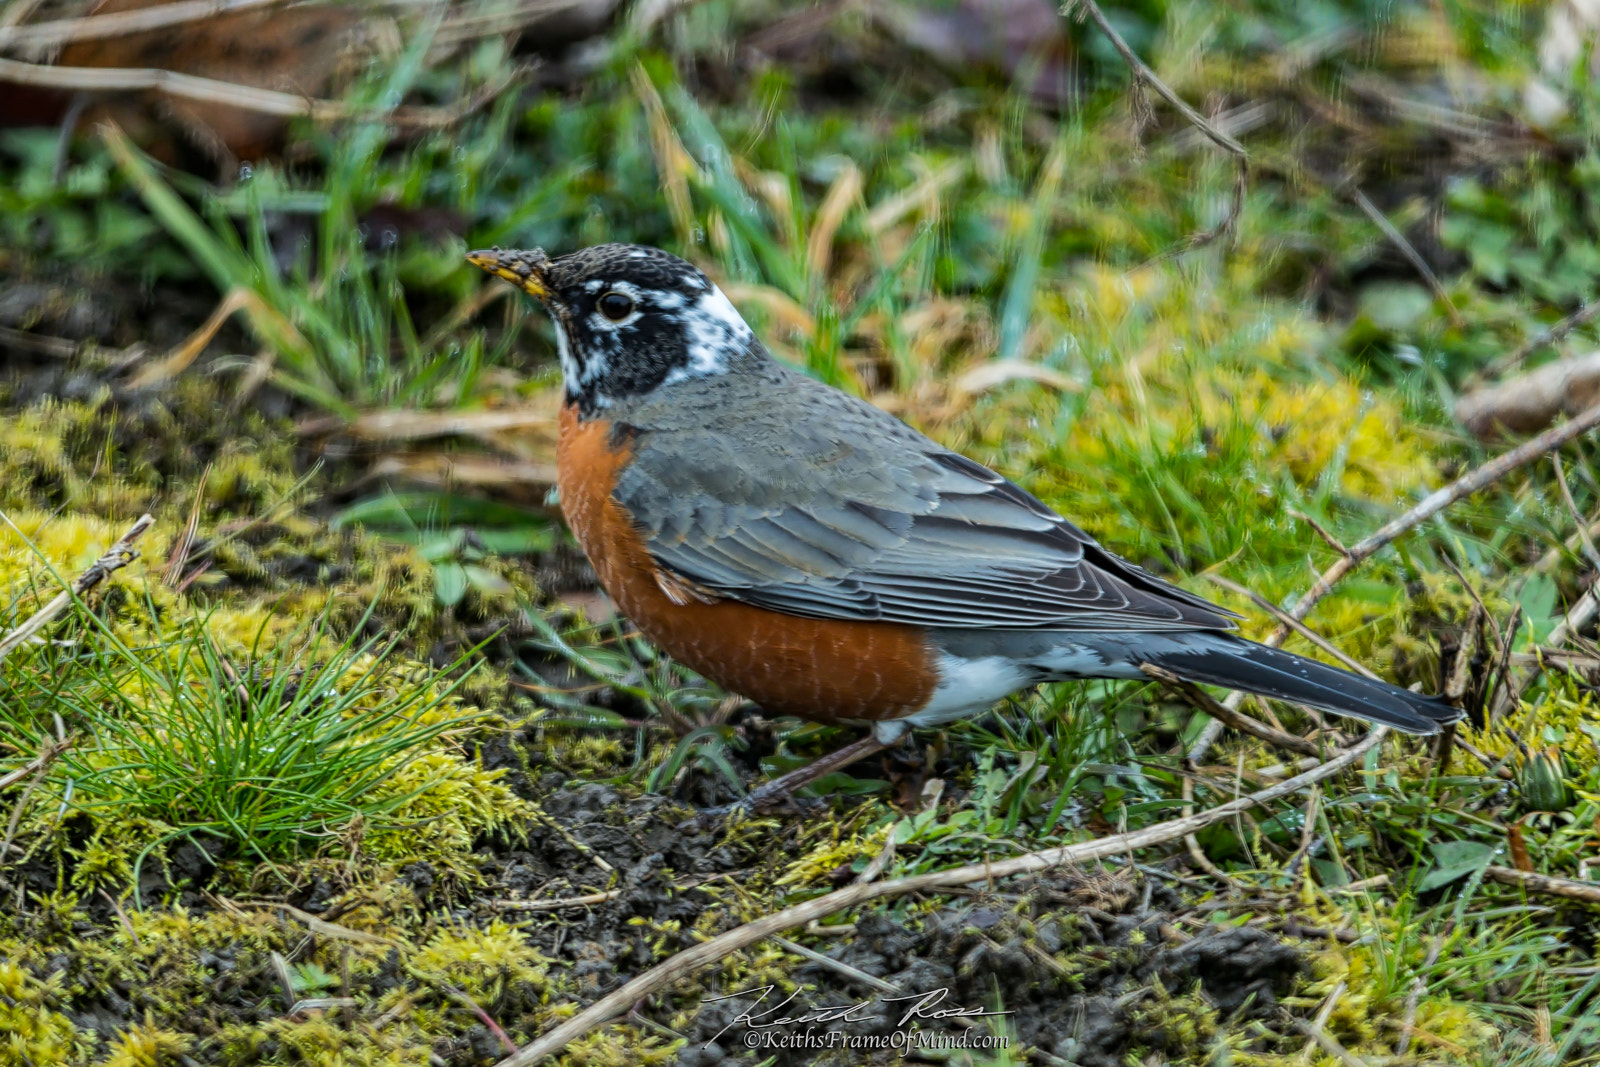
[{"xmin": 701, "ymin": 984, "xmax": 1015, "ymax": 1047}]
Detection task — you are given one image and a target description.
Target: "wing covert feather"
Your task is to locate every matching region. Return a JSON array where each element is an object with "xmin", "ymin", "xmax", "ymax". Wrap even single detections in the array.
[{"xmin": 608, "ymin": 364, "xmax": 1236, "ymax": 631}]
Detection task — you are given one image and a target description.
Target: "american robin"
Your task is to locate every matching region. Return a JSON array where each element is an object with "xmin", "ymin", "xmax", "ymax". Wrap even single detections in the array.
[{"xmin": 467, "ymin": 243, "xmax": 1461, "ymax": 805}]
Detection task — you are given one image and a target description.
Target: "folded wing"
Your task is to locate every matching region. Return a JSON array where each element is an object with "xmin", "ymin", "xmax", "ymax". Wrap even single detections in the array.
[{"xmin": 613, "ymin": 393, "xmax": 1237, "ymax": 632}]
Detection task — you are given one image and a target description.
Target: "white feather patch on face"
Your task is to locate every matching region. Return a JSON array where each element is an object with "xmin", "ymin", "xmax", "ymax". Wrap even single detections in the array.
[
  {"xmin": 661, "ymin": 284, "xmax": 753, "ymax": 386},
  {"xmin": 553, "ymin": 316, "xmax": 610, "ymax": 405}
]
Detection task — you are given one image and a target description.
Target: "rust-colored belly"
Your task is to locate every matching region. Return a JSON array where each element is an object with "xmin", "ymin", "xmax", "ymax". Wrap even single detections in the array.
[{"xmin": 556, "ymin": 404, "xmax": 936, "ymax": 723}]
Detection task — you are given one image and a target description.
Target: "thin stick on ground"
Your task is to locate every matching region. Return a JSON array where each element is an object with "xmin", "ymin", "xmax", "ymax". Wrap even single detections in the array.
[
  {"xmin": 0, "ymin": 58, "xmax": 521, "ymax": 132},
  {"xmin": 1301, "ymin": 981, "xmax": 1347, "ymax": 1059},
  {"xmin": 1180, "ymin": 773, "xmax": 1239, "ymax": 886},
  {"xmin": 1484, "ymin": 864, "xmax": 1600, "ymax": 905},
  {"xmin": 1296, "ymin": 1017, "xmax": 1372, "ymax": 1067},
  {"xmin": 1397, "ymin": 929, "xmax": 1449, "ymax": 1055},
  {"xmin": 490, "ymin": 890, "xmax": 623, "ymax": 911},
  {"xmin": 1270, "ymin": 401, "xmax": 1600, "ymax": 648},
  {"xmin": 1065, "ymin": 0, "xmax": 1249, "ymax": 252},
  {"xmin": 0, "ymin": 736, "xmax": 71, "ymax": 793},
  {"xmin": 851, "ymin": 832, "xmax": 896, "ymax": 886},
  {"xmin": 1473, "ymin": 299, "xmax": 1600, "ymax": 387},
  {"xmin": 1141, "ymin": 664, "xmax": 1321, "ymax": 757},
  {"xmin": 1286, "ymin": 784, "xmax": 1322, "ymax": 891},
  {"xmin": 1204, "ymin": 573, "xmax": 1373, "ymax": 678},
  {"xmin": 0, "ymin": 737, "xmax": 72, "ymax": 858},
  {"xmin": 1192, "ymin": 400, "xmax": 1600, "ymax": 763},
  {"xmin": 1552, "ymin": 454, "xmax": 1600, "ymax": 570},
  {"xmin": 491, "ymin": 728, "xmax": 1387, "ymax": 1067},
  {"xmin": 770, "ymin": 936, "xmax": 902, "ymax": 995},
  {"xmin": 0, "ymin": 0, "xmax": 288, "ymax": 54},
  {"xmin": 1346, "ymin": 183, "xmax": 1461, "ymax": 328},
  {"xmin": 1548, "ymin": 588, "xmax": 1600, "ymax": 652},
  {"xmin": 0, "ymin": 513, "xmax": 155, "ymax": 663}
]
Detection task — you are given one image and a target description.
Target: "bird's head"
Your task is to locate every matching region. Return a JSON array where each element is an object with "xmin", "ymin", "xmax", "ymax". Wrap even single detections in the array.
[{"xmin": 466, "ymin": 243, "xmax": 756, "ymax": 414}]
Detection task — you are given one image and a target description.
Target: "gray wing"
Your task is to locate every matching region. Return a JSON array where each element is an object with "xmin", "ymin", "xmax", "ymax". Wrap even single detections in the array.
[{"xmin": 611, "ymin": 373, "xmax": 1237, "ymax": 632}]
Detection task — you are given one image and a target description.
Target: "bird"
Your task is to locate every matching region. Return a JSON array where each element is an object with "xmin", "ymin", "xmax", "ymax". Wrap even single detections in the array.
[{"xmin": 466, "ymin": 242, "xmax": 1463, "ymax": 808}]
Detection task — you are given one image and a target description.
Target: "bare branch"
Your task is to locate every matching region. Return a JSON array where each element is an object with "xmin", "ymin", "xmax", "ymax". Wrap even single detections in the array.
[
  {"xmin": 1267, "ymin": 400, "xmax": 1600, "ymax": 649},
  {"xmin": 1067, "ymin": 0, "xmax": 1250, "ymax": 251}
]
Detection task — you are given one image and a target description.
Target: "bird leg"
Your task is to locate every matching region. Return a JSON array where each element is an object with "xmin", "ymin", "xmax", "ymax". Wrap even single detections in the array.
[{"xmin": 692, "ymin": 732, "xmax": 892, "ymax": 821}]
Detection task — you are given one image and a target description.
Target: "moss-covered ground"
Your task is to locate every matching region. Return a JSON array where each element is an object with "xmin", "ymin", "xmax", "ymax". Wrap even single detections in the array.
[{"xmin": 4, "ymin": 1, "xmax": 1600, "ymax": 1064}]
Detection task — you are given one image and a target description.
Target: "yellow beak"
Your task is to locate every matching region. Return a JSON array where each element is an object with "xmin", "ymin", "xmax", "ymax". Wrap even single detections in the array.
[{"xmin": 465, "ymin": 247, "xmax": 552, "ymax": 300}]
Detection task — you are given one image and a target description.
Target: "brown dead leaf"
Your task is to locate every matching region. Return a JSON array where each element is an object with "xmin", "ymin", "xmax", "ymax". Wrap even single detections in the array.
[
  {"xmin": 1507, "ymin": 821, "xmax": 1533, "ymax": 873},
  {"xmin": 57, "ymin": 0, "xmax": 361, "ymax": 162}
]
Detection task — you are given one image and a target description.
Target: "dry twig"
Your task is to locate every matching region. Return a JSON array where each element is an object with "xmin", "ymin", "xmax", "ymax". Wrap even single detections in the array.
[
  {"xmin": 770, "ymin": 936, "xmax": 901, "ymax": 995},
  {"xmin": 0, "ymin": 513, "xmax": 155, "ymax": 663},
  {"xmin": 1204, "ymin": 573, "xmax": 1372, "ymax": 678},
  {"xmin": 0, "ymin": 0, "xmax": 288, "ymax": 54},
  {"xmin": 490, "ymin": 728, "xmax": 1387, "ymax": 1067},
  {"xmin": 1269, "ymin": 401, "xmax": 1600, "ymax": 651},
  {"xmin": 491, "ymin": 890, "xmax": 623, "ymax": 911},
  {"xmin": 1346, "ymin": 183, "xmax": 1460, "ymax": 328},
  {"xmin": 1473, "ymin": 301, "xmax": 1600, "ymax": 387},
  {"xmin": 1179, "ymin": 774, "xmax": 1238, "ymax": 885},
  {"xmin": 1553, "ymin": 455, "xmax": 1600, "ymax": 570},
  {"xmin": 0, "ymin": 56, "xmax": 519, "ymax": 131},
  {"xmin": 851, "ymin": 832, "xmax": 896, "ymax": 887},
  {"xmin": 1, "ymin": 737, "xmax": 73, "ymax": 860},
  {"xmin": 1065, "ymin": 0, "xmax": 1249, "ymax": 252},
  {"xmin": 1301, "ymin": 980, "xmax": 1346, "ymax": 1059},
  {"xmin": 1297, "ymin": 1017, "xmax": 1372, "ymax": 1067},
  {"xmin": 1193, "ymin": 404, "xmax": 1600, "ymax": 762},
  {"xmin": 1141, "ymin": 664, "xmax": 1321, "ymax": 757},
  {"xmin": 1484, "ymin": 865, "xmax": 1600, "ymax": 905}
]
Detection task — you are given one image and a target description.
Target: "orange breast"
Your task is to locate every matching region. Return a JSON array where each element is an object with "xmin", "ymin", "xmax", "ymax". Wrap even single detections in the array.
[{"xmin": 556, "ymin": 403, "xmax": 937, "ymax": 724}]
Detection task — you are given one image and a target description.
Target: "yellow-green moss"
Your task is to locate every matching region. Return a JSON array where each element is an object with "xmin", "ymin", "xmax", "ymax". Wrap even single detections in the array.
[
  {"xmin": 0, "ymin": 961, "xmax": 95, "ymax": 1067},
  {"xmin": 409, "ymin": 919, "xmax": 552, "ymax": 1002},
  {"xmin": 101, "ymin": 1018, "xmax": 193, "ymax": 1067}
]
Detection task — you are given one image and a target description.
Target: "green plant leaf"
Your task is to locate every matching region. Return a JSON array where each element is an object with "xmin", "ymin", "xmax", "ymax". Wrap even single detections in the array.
[{"xmin": 1419, "ymin": 840, "xmax": 1495, "ymax": 892}]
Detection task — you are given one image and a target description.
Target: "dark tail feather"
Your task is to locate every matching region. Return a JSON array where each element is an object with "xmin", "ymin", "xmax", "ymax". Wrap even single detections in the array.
[{"xmin": 1146, "ymin": 634, "xmax": 1465, "ymax": 736}]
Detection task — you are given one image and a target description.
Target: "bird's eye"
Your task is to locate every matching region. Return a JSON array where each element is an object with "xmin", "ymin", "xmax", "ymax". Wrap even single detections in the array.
[{"xmin": 597, "ymin": 291, "xmax": 635, "ymax": 321}]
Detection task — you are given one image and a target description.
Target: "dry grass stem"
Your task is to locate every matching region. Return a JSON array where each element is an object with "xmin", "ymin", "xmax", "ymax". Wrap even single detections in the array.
[
  {"xmin": 1474, "ymin": 300, "xmax": 1600, "ymax": 386},
  {"xmin": 0, "ymin": 512, "xmax": 155, "ymax": 663},
  {"xmin": 0, "ymin": 0, "xmax": 288, "ymax": 53},
  {"xmin": 1346, "ymin": 183, "xmax": 1460, "ymax": 327},
  {"xmin": 1204, "ymin": 573, "xmax": 1373, "ymax": 677},
  {"xmin": 1, "ymin": 57, "xmax": 516, "ymax": 130},
  {"xmin": 490, "ymin": 890, "xmax": 624, "ymax": 911},
  {"xmin": 1067, "ymin": 0, "xmax": 1249, "ymax": 251},
  {"xmin": 770, "ymin": 935, "xmax": 903, "ymax": 994}
]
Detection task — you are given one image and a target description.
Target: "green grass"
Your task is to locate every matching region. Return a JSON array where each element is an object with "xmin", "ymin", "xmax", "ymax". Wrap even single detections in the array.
[{"xmin": 0, "ymin": 516, "xmax": 510, "ymax": 899}]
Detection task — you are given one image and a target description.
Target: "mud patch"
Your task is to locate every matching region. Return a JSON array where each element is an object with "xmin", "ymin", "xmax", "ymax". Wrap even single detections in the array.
[{"xmin": 670, "ymin": 869, "xmax": 1304, "ymax": 1067}]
